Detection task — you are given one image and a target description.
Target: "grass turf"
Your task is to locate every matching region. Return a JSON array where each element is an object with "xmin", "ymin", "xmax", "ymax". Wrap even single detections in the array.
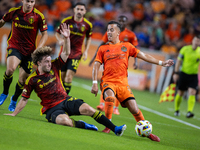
[{"xmin": 0, "ymin": 65, "xmax": 200, "ymax": 150}]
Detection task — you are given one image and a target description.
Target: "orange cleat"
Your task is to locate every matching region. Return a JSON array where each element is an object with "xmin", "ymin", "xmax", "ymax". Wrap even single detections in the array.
[
  {"xmin": 147, "ymin": 134, "xmax": 160, "ymax": 142},
  {"xmin": 113, "ymin": 108, "xmax": 120, "ymax": 115},
  {"xmin": 96, "ymin": 104, "xmax": 104, "ymax": 111},
  {"xmin": 102, "ymin": 127, "xmax": 111, "ymax": 133}
]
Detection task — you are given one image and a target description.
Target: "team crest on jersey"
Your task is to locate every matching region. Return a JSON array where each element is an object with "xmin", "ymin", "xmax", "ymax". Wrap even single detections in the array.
[
  {"xmin": 121, "ymin": 46, "xmax": 127, "ymax": 52},
  {"xmin": 49, "ymin": 70, "xmax": 54, "ymax": 75},
  {"xmin": 29, "ymin": 17, "xmax": 34, "ymax": 24},
  {"xmin": 81, "ymin": 25, "xmax": 85, "ymax": 32}
]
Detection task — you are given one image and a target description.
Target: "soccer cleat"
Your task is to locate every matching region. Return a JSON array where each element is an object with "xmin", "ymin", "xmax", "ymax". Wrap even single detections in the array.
[
  {"xmin": 147, "ymin": 134, "xmax": 160, "ymax": 142},
  {"xmin": 96, "ymin": 104, "xmax": 104, "ymax": 111},
  {"xmin": 102, "ymin": 127, "xmax": 111, "ymax": 133},
  {"xmin": 80, "ymin": 120, "xmax": 98, "ymax": 131},
  {"xmin": 8, "ymin": 96, "xmax": 17, "ymax": 112},
  {"xmin": 186, "ymin": 112, "xmax": 194, "ymax": 118},
  {"xmin": 114, "ymin": 124, "xmax": 127, "ymax": 136},
  {"xmin": 113, "ymin": 108, "xmax": 120, "ymax": 115},
  {"xmin": 0, "ymin": 93, "xmax": 8, "ymax": 105},
  {"xmin": 174, "ymin": 110, "xmax": 180, "ymax": 116}
]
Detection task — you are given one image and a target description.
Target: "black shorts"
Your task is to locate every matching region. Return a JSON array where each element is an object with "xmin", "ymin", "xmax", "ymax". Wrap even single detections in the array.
[
  {"xmin": 7, "ymin": 48, "xmax": 33, "ymax": 74},
  {"xmin": 177, "ymin": 72, "xmax": 198, "ymax": 91},
  {"xmin": 45, "ymin": 97, "xmax": 85, "ymax": 123},
  {"xmin": 61, "ymin": 58, "xmax": 80, "ymax": 72}
]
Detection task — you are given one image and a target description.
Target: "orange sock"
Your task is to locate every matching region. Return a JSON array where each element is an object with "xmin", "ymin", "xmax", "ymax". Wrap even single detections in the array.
[
  {"xmin": 114, "ymin": 98, "xmax": 120, "ymax": 108},
  {"xmin": 104, "ymin": 96, "xmax": 115, "ymax": 120},
  {"xmin": 133, "ymin": 109, "xmax": 145, "ymax": 122}
]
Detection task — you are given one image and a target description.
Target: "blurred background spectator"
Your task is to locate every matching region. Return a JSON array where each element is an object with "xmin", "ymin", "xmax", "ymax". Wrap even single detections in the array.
[{"xmin": 1, "ymin": 0, "xmax": 200, "ymax": 56}]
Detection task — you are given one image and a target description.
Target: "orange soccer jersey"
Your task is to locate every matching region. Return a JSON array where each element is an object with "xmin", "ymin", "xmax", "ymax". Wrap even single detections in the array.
[
  {"xmin": 102, "ymin": 28, "xmax": 138, "ymax": 46},
  {"xmin": 95, "ymin": 41, "xmax": 140, "ymax": 85}
]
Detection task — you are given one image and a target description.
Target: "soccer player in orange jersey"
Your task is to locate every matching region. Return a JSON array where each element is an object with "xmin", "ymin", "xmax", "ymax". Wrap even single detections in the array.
[
  {"xmin": 0, "ymin": 0, "xmax": 48, "ymax": 111},
  {"xmin": 91, "ymin": 21, "xmax": 174, "ymax": 141},
  {"xmin": 90, "ymin": 15, "xmax": 138, "ymax": 115}
]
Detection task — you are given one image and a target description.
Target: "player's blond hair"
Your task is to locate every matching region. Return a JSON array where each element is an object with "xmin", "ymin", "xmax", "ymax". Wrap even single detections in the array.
[{"xmin": 32, "ymin": 46, "xmax": 52, "ymax": 65}]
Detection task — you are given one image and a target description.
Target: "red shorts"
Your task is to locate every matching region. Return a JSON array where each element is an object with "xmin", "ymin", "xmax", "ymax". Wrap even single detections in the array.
[{"xmin": 100, "ymin": 82, "xmax": 135, "ymax": 107}]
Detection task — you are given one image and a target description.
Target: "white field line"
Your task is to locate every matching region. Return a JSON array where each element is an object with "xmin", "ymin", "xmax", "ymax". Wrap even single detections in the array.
[{"xmin": 72, "ymin": 81, "xmax": 200, "ymax": 130}]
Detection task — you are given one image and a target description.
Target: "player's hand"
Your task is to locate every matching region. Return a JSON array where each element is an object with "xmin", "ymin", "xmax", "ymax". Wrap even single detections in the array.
[
  {"xmin": 91, "ymin": 84, "xmax": 98, "ymax": 97},
  {"xmin": 162, "ymin": 59, "xmax": 174, "ymax": 67},
  {"xmin": 82, "ymin": 51, "xmax": 88, "ymax": 61},
  {"xmin": 4, "ymin": 113, "xmax": 16, "ymax": 116},
  {"xmin": 60, "ymin": 23, "xmax": 70, "ymax": 38}
]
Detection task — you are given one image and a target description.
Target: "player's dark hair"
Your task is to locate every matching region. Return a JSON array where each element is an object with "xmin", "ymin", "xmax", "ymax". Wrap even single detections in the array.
[
  {"xmin": 32, "ymin": 46, "xmax": 52, "ymax": 65},
  {"xmin": 74, "ymin": 2, "xmax": 86, "ymax": 8},
  {"xmin": 107, "ymin": 20, "xmax": 122, "ymax": 32}
]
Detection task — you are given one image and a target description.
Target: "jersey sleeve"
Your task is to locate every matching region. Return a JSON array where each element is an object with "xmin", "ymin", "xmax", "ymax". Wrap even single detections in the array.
[
  {"xmin": 86, "ymin": 23, "xmax": 93, "ymax": 38},
  {"xmin": 52, "ymin": 56, "xmax": 65, "ymax": 70},
  {"xmin": 131, "ymin": 32, "xmax": 138, "ymax": 46},
  {"xmin": 129, "ymin": 43, "xmax": 140, "ymax": 57},
  {"xmin": 22, "ymin": 76, "xmax": 34, "ymax": 99},
  {"xmin": 2, "ymin": 8, "xmax": 15, "ymax": 22},
  {"xmin": 38, "ymin": 13, "xmax": 47, "ymax": 32},
  {"xmin": 95, "ymin": 47, "xmax": 103, "ymax": 64},
  {"xmin": 102, "ymin": 32, "xmax": 108, "ymax": 43}
]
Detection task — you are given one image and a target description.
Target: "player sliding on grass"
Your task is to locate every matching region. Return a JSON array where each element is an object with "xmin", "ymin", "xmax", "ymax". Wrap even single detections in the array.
[
  {"xmin": 4, "ymin": 23, "xmax": 126, "ymax": 136},
  {"xmin": 91, "ymin": 21, "xmax": 174, "ymax": 142}
]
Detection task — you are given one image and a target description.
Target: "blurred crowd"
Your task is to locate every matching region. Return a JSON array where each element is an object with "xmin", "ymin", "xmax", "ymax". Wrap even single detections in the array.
[{"xmin": 1, "ymin": 0, "xmax": 200, "ymax": 56}]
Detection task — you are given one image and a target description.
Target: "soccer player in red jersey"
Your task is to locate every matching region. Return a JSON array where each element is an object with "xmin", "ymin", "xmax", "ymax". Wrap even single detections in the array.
[
  {"xmin": 89, "ymin": 16, "xmax": 138, "ymax": 115},
  {"xmin": 91, "ymin": 21, "xmax": 174, "ymax": 141},
  {"xmin": 55, "ymin": 2, "xmax": 92, "ymax": 95},
  {"xmin": 0, "ymin": 0, "xmax": 48, "ymax": 112},
  {"xmin": 5, "ymin": 23, "xmax": 126, "ymax": 136}
]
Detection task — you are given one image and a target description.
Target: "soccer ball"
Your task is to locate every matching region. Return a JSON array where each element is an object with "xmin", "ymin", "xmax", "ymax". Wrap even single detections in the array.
[{"xmin": 135, "ymin": 120, "xmax": 152, "ymax": 137}]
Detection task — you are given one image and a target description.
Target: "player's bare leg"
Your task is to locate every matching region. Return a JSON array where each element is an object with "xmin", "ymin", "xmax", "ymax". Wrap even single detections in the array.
[
  {"xmin": 63, "ymin": 69, "xmax": 75, "ymax": 94},
  {"xmin": 113, "ymin": 99, "xmax": 120, "ymax": 115}
]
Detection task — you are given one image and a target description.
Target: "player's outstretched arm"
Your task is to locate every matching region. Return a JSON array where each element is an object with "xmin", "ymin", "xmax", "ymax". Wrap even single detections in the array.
[
  {"xmin": 137, "ymin": 51, "xmax": 174, "ymax": 67},
  {"xmin": 55, "ymin": 31, "xmax": 64, "ymax": 46},
  {"xmin": 91, "ymin": 61, "xmax": 101, "ymax": 96},
  {"xmin": 0, "ymin": 19, "xmax": 5, "ymax": 28},
  {"xmin": 60, "ymin": 23, "xmax": 71, "ymax": 62},
  {"xmin": 4, "ymin": 97, "xmax": 28, "ymax": 116}
]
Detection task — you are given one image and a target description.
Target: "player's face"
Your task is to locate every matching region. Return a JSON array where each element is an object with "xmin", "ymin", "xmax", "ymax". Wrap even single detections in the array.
[
  {"xmin": 22, "ymin": 0, "xmax": 35, "ymax": 12},
  {"xmin": 107, "ymin": 24, "xmax": 120, "ymax": 42},
  {"xmin": 192, "ymin": 37, "xmax": 200, "ymax": 50},
  {"xmin": 74, "ymin": 5, "xmax": 86, "ymax": 19},
  {"xmin": 118, "ymin": 17, "xmax": 127, "ymax": 30},
  {"xmin": 40, "ymin": 56, "xmax": 52, "ymax": 73}
]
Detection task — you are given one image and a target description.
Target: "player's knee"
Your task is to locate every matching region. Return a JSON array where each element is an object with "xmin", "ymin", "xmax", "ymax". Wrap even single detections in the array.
[
  {"xmin": 55, "ymin": 114, "xmax": 73, "ymax": 127},
  {"xmin": 79, "ymin": 103, "xmax": 96, "ymax": 116},
  {"xmin": 6, "ymin": 68, "xmax": 15, "ymax": 76},
  {"xmin": 105, "ymin": 96, "xmax": 115, "ymax": 102}
]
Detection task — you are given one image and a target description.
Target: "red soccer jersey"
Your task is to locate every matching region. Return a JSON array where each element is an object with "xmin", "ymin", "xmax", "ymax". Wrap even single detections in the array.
[
  {"xmin": 102, "ymin": 28, "xmax": 138, "ymax": 46},
  {"xmin": 95, "ymin": 42, "xmax": 140, "ymax": 85},
  {"xmin": 3, "ymin": 6, "xmax": 47, "ymax": 56},
  {"xmin": 22, "ymin": 56, "xmax": 69, "ymax": 114},
  {"xmin": 57, "ymin": 16, "xmax": 93, "ymax": 59}
]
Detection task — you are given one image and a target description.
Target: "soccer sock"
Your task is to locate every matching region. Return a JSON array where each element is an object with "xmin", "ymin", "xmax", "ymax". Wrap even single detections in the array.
[
  {"xmin": 92, "ymin": 110, "xmax": 116, "ymax": 132},
  {"xmin": 133, "ymin": 109, "xmax": 145, "ymax": 122},
  {"xmin": 174, "ymin": 93, "xmax": 182, "ymax": 111},
  {"xmin": 12, "ymin": 81, "xmax": 24, "ymax": 102},
  {"xmin": 114, "ymin": 99, "xmax": 120, "ymax": 108},
  {"xmin": 3, "ymin": 72, "xmax": 13, "ymax": 95},
  {"xmin": 63, "ymin": 82, "xmax": 72, "ymax": 94},
  {"xmin": 187, "ymin": 95, "xmax": 195, "ymax": 112},
  {"xmin": 104, "ymin": 96, "xmax": 115, "ymax": 120}
]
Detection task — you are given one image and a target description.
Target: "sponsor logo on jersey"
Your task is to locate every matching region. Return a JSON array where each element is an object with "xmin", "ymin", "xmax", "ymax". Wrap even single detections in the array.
[{"xmin": 14, "ymin": 23, "xmax": 34, "ymax": 29}]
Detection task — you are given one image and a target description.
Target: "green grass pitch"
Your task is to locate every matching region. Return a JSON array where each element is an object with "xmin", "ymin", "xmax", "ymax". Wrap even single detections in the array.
[{"xmin": 0, "ymin": 65, "xmax": 200, "ymax": 150}]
